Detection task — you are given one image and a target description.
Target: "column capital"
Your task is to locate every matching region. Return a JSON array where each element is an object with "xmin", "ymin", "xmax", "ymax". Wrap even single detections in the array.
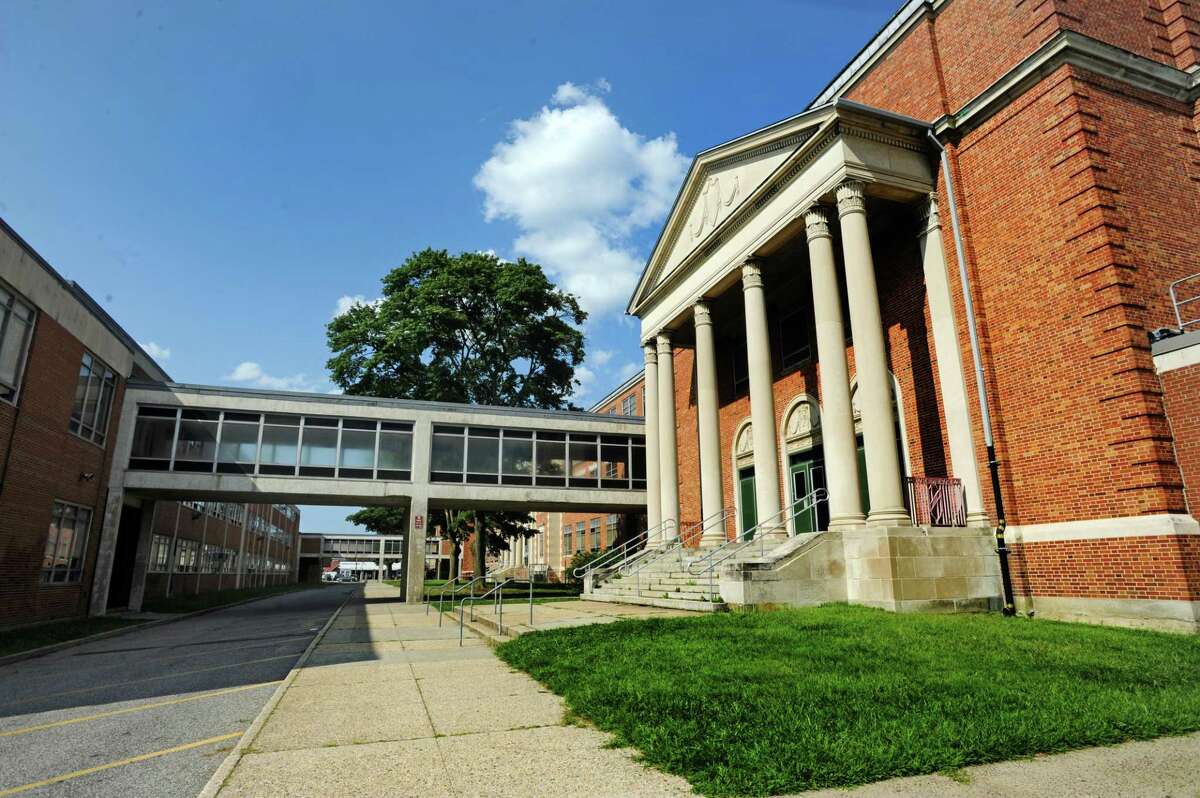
[
  {"xmin": 803, "ymin": 205, "xmax": 832, "ymax": 242},
  {"xmin": 919, "ymin": 194, "xmax": 942, "ymax": 237},
  {"xmin": 741, "ymin": 258, "xmax": 765, "ymax": 289},
  {"xmin": 836, "ymin": 179, "xmax": 868, "ymax": 217},
  {"xmin": 693, "ymin": 301, "xmax": 713, "ymax": 328},
  {"xmin": 643, "ymin": 342, "xmax": 658, "ymax": 364},
  {"xmin": 655, "ymin": 331, "xmax": 673, "ymax": 355}
]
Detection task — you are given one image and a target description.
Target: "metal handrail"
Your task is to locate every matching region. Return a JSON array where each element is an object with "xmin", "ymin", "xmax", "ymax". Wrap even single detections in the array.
[
  {"xmin": 1170, "ymin": 271, "xmax": 1200, "ymax": 331},
  {"xmin": 688, "ymin": 489, "xmax": 828, "ymax": 601},
  {"xmin": 624, "ymin": 507, "xmax": 733, "ymax": 580},
  {"xmin": 426, "ymin": 574, "xmax": 468, "ymax": 615},
  {"xmin": 679, "ymin": 506, "xmax": 737, "ymax": 550},
  {"xmin": 458, "ymin": 578, "xmax": 523, "ymax": 645},
  {"xmin": 573, "ymin": 518, "xmax": 678, "ymax": 579},
  {"xmin": 435, "ymin": 575, "xmax": 489, "ymax": 627}
]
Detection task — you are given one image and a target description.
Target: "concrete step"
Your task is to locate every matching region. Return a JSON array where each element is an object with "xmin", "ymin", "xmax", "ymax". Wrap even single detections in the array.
[
  {"xmin": 588, "ymin": 591, "xmax": 725, "ymax": 613},
  {"xmin": 591, "ymin": 584, "xmax": 718, "ymax": 601}
]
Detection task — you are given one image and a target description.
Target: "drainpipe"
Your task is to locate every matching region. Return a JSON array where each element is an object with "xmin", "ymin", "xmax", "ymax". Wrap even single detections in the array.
[{"xmin": 927, "ymin": 129, "xmax": 1016, "ymax": 616}]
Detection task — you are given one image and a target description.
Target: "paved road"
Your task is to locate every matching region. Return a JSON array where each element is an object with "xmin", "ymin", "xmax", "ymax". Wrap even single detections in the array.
[{"xmin": 0, "ymin": 585, "xmax": 354, "ymax": 798}]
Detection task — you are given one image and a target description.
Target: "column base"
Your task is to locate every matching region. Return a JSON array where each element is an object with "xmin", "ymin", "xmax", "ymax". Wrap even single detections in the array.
[
  {"xmin": 829, "ymin": 514, "xmax": 868, "ymax": 531},
  {"xmin": 867, "ymin": 509, "xmax": 913, "ymax": 527},
  {"xmin": 965, "ymin": 511, "xmax": 990, "ymax": 528}
]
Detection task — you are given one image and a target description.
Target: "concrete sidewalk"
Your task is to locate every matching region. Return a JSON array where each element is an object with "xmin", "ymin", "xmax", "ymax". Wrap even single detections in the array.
[{"xmin": 209, "ymin": 583, "xmax": 695, "ymax": 798}]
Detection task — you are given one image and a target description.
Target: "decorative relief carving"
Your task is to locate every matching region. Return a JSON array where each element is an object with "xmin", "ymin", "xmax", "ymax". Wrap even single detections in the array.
[
  {"xmin": 836, "ymin": 179, "xmax": 867, "ymax": 216},
  {"xmin": 689, "ymin": 175, "xmax": 740, "ymax": 240},
  {"xmin": 803, "ymin": 206, "xmax": 830, "ymax": 241},
  {"xmin": 693, "ymin": 301, "xmax": 712, "ymax": 327},
  {"xmin": 784, "ymin": 399, "xmax": 819, "ymax": 440},
  {"xmin": 735, "ymin": 423, "xmax": 754, "ymax": 457}
]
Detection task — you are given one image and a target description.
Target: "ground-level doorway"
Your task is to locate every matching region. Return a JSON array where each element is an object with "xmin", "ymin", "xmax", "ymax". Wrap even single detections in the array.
[
  {"xmin": 738, "ymin": 466, "xmax": 757, "ymax": 538},
  {"xmin": 788, "ymin": 449, "xmax": 829, "ymax": 533}
]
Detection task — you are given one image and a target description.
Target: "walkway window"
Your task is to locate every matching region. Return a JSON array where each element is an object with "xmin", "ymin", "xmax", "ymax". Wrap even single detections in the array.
[
  {"xmin": 41, "ymin": 501, "xmax": 91, "ymax": 584},
  {"xmin": 129, "ymin": 406, "xmax": 414, "ymax": 481},
  {"xmin": 569, "ymin": 435, "xmax": 599, "ymax": 488},
  {"xmin": 149, "ymin": 534, "xmax": 171, "ymax": 572},
  {"xmin": 535, "ymin": 432, "xmax": 566, "ymax": 486},
  {"xmin": 69, "ymin": 352, "xmax": 116, "ymax": 445},
  {"xmin": 500, "ymin": 430, "xmax": 533, "ymax": 485},
  {"xmin": 0, "ymin": 283, "xmax": 34, "ymax": 403}
]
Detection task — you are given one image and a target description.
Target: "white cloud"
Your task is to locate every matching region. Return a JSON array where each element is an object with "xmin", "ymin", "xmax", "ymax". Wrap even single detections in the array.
[
  {"xmin": 475, "ymin": 81, "xmax": 688, "ymax": 317},
  {"xmin": 591, "ymin": 349, "xmax": 613, "ymax": 367},
  {"xmin": 332, "ymin": 294, "xmax": 381, "ymax": 319},
  {"xmin": 225, "ymin": 361, "xmax": 318, "ymax": 392},
  {"xmin": 139, "ymin": 341, "xmax": 171, "ymax": 361},
  {"xmin": 619, "ymin": 361, "xmax": 640, "ymax": 380},
  {"xmin": 571, "ymin": 365, "xmax": 596, "ymax": 403}
]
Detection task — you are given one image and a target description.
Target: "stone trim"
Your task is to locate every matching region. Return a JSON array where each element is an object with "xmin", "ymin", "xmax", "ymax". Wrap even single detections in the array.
[
  {"xmin": 1015, "ymin": 595, "xmax": 1200, "ymax": 633},
  {"xmin": 937, "ymin": 30, "xmax": 1200, "ymax": 139},
  {"xmin": 1006, "ymin": 513, "xmax": 1200, "ymax": 544},
  {"xmin": 1153, "ymin": 336, "xmax": 1200, "ymax": 374}
]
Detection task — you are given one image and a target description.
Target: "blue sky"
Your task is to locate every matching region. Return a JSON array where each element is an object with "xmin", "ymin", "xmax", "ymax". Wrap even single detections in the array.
[{"xmin": 1, "ymin": 0, "xmax": 897, "ymax": 531}]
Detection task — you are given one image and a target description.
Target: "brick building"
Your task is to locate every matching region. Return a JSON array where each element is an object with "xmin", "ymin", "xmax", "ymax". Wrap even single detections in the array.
[
  {"xmin": 0, "ymin": 219, "xmax": 302, "ymax": 628},
  {"xmin": 592, "ymin": 0, "xmax": 1200, "ymax": 630}
]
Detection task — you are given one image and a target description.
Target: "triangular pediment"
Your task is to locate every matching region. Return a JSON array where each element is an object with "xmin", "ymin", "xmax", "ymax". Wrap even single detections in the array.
[{"xmin": 629, "ymin": 104, "xmax": 836, "ymax": 314}]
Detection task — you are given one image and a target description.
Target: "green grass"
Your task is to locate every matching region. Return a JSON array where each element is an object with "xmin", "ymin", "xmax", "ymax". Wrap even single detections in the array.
[
  {"xmin": 496, "ymin": 604, "xmax": 1200, "ymax": 796},
  {"xmin": 0, "ymin": 616, "xmax": 147, "ymax": 658},
  {"xmin": 140, "ymin": 582, "xmax": 316, "ymax": 614}
]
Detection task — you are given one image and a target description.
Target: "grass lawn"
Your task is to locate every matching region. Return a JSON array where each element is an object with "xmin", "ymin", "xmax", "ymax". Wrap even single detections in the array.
[
  {"xmin": 140, "ymin": 582, "xmax": 316, "ymax": 614},
  {"xmin": 496, "ymin": 604, "xmax": 1200, "ymax": 796},
  {"xmin": 0, "ymin": 616, "xmax": 147, "ymax": 658}
]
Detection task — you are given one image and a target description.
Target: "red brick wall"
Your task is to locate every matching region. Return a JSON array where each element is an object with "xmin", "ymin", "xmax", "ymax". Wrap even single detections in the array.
[
  {"xmin": 1010, "ymin": 534, "xmax": 1200, "ymax": 600},
  {"xmin": 0, "ymin": 313, "xmax": 123, "ymax": 627}
]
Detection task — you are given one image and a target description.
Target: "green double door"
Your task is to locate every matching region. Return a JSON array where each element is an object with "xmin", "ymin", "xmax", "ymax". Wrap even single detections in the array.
[{"xmin": 788, "ymin": 450, "xmax": 829, "ymax": 534}]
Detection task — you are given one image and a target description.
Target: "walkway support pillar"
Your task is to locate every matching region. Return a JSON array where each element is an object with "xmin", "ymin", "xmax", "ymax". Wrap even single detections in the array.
[
  {"xmin": 642, "ymin": 343, "xmax": 663, "ymax": 542},
  {"xmin": 656, "ymin": 332, "xmax": 680, "ymax": 539},
  {"xmin": 919, "ymin": 196, "xmax": 988, "ymax": 527},
  {"xmin": 405, "ymin": 495, "xmax": 428, "ymax": 603},
  {"xmin": 693, "ymin": 302, "xmax": 726, "ymax": 547},
  {"xmin": 741, "ymin": 258, "xmax": 786, "ymax": 542},
  {"xmin": 836, "ymin": 179, "xmax": 911, "ymax": 526},
  {"xmin": 804, "ymin": 206, "xmax": 866, "ymax": 529}
]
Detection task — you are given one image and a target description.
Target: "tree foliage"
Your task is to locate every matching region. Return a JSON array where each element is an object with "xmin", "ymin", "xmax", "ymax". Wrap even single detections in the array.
[
  {"xmin": 331, "ymin": 249, "xmax": 587, "ymax": 563},
  {"xmin": 327, "ymin": 248, "xmax": 586, "ymax": 408}
]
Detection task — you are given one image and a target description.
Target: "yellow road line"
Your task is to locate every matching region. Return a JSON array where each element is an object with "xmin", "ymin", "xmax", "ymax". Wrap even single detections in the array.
[
  {"xmin": 0, "ymin": 681, "xmax": 281, "ymax": 738},
  {"xmin": 0, "ymin": 653, "xmax": 297, "ymax": 708},
  {"xmin": 0, "ymin": 731, "xmax": 243, "ymax": 797}
]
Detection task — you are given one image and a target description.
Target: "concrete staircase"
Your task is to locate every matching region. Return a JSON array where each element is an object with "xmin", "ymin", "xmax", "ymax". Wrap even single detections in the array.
[{"xmin": 588, "ymin": 548, "xmax": 727, "ymax": 612}]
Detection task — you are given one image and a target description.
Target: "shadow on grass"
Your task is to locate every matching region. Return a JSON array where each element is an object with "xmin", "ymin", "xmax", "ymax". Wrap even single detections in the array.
[{"xmin": 496, "ymin": 604, "xmax": 1200, "ymax": 797}]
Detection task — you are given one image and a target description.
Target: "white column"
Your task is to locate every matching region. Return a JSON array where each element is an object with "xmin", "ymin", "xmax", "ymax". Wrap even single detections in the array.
[
  {"xmin": 741, "ymin": 259, "xmax": 785, "ymax": 541},
  {"xmin": 920, "ymin": 196, "xmax": 988, "ymax": 526},
  {"xmin": 656, "ymin": 332, "xmax": 680, "ymax": 539},
  {"xmin": 642, "ymin": 343, "xmax": 663, "ymax": 541},
  {"xmin": 804, "ymin": 207, "xmax": 866, "ymax": 529},
  {"xmin": 836, "ymin": 180, "xmax": 911, "ymax": 526},
  {"xmin": 693, "ymin": 302, "xmax": 726, "ymax": 547}
]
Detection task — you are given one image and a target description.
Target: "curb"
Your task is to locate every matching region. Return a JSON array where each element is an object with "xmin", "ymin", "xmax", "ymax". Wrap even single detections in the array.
[
  {"xmin": 196, "ymin": 586, "xmax": 355, "ymax": 798},
  {"xmin": 0, "ymin": 586, "xmax": 319, "ymax": 668}
]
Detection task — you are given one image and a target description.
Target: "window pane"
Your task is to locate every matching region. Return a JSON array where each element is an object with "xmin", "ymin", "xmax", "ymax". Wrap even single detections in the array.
[
  {"xmin": 501, "ymin": 438, "xmax": 533, "ymax": 475},
  {"xmin": 466, "ymin": 435, "xmax": 499, "ymax": 474},
  {"xmin": 0, "ymin": 314, "xmax": 30, "ymax": 388},
  {"xmin": 72, "ymin": 358, "xmax": 92, "ymax": 430},
  {"xmin": 339, "ymin": 428, "xmax": 377, "ymax": 468},
  {"xmin": 69, "ymin": 508, "xmax": 91, "ymax": 575},
  {"xmin": 218, "ymin": 421, "xmax": 259, "ymax": 462},
  {"xmin": 132, "ymin": 416, "xmax": 176, "ymax": 460},
  {"xmin": 569, "ymin": 438, "xmax": 599, "ymax": 478},
  {"xmin": 535, "ymin": 440, "xmax": 565, "ymax": 477},
  {"xmin": 631, "ymin": 445, "xmax": 646, "ymax": 480},
  {"xmin": 300, "ymin": 426, "xmax": 338, "ymax": 467},
  {"xmin": 601, "ymin": 444, "xmax": 629, "ymax": 480},
  {"xmin": 378, "ymin": 431, "xmax": 413, "ymax": 470},
  {"xmin": 431, "ymin": 434, "xmax": 465, "ymax": 473},
  {"xmin": 92, "ymin": 376, "xmax": 115, "ymax": 443},
  {"xmin": 42, "ymin": 509, "xmax": 61, "ymax": 572},
  {"xmin": 261, "ymin": 425, "xmax": 299, "ymax": 465},
  {"xmin": 175, "ymin": 419, "xmax": 218, "ymax": 462}
]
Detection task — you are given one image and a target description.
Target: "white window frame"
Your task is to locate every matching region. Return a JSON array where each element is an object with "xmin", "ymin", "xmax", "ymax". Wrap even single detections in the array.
[{"xmin": 0, "ymin": 280, "xmax": 36, "ymax": 405}]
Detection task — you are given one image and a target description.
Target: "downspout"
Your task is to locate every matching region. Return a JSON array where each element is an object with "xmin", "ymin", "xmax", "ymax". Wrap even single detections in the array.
[{"xmin": 927, "ymin": 129, "xmax": 1016, "ymax": 616}]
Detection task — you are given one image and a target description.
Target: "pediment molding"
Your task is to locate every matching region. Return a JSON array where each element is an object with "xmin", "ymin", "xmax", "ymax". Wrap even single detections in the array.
[{"xmin": 631, "ymin": 104, "xmax": 930, "ymax": 317}]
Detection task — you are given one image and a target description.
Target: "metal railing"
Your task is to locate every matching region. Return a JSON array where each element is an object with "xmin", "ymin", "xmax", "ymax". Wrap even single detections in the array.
[
  {"xmin": 434, "ymin": 575, "xmax": 489, "ymax": 626},
  {"xmin": 688, "ymin": 488, "xmax": 828, "ymax": 602},
  {"xmin": 573, "ymin": 519, "xmax": 678, "ymax": 580},
  {"xmin": 1170, "ymin": 272, "xmax": 1200, "ymax": 332},
  {"xmin": 458, "ymin": 578, "xmax": 535, "ymax": 645},
  {"xmin": 905, "ymin": 476, "xmax": 966, "ymax": 527},
  {"xmin": 621, "ymin": 507, "xmax": 736, "ymax": 598}
]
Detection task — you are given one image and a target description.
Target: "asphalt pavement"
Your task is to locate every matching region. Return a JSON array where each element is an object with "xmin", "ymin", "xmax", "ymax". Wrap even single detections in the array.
[{"xmin": 0, "ymin": 584, "xmax": 354, "ymax": 798}]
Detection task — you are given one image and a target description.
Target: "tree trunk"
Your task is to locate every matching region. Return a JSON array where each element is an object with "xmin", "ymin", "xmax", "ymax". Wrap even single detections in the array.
[
  {"xmin": 474, "ymin": 512, "xmax": 486, "ymax": 577},
  {"xmin": 450, "ymin": 541, "xmax": 460, "ymax": 580}
]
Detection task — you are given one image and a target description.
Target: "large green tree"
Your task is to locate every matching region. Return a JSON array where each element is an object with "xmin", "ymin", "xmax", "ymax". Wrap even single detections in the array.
[{"xmin": 329, "ymin": 249, "xmax": 587, "ymax": 577}]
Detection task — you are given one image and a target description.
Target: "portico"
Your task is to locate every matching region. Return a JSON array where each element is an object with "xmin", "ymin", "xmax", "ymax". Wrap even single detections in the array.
[{"xmin": 613, "ymin": 98, "xmax": 999, "ymax": 612}]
